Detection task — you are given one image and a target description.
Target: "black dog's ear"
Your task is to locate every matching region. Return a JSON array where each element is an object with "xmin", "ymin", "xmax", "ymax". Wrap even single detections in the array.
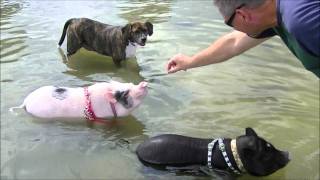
[
  {"xmin": 145, "ymin": 21, "xmax": 153, "ymax": 36},
  {"xmin": 246, "ymin": 127, "xmax": 258, "ymax": 137}
]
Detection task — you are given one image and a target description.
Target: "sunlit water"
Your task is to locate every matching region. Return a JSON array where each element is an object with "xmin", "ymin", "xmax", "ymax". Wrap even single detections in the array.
[{"xmin": 1, "ymin": 0, "xmax": 319, "ymax": 179}]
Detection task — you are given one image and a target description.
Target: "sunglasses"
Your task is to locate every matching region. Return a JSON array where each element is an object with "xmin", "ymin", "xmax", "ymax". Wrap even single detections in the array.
[{"xmin": 225, "ymin": 4, "xmax": 245, "ymax": 27}]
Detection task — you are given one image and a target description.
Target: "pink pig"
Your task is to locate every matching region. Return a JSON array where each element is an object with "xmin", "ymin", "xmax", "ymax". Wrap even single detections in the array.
[{"xmin": 10, "ymin": 81, "xmax": 148, "ymax": 122}]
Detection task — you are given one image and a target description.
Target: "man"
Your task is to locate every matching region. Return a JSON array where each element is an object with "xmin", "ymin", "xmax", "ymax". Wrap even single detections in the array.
[{"xmin": 166, "ymin": 0, "xmax": 320, "ymax": 78}]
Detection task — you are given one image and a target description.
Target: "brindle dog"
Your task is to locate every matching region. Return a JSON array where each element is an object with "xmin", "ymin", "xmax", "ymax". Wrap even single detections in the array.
[{"xmin": 58, "ymin": 18, "xmax": 153, "ymax": 65}]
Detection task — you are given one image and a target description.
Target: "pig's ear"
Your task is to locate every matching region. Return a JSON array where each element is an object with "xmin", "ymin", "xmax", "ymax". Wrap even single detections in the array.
[{"xmin": 105, "ymin": 89, "xmax": 117, "ymax": 104}]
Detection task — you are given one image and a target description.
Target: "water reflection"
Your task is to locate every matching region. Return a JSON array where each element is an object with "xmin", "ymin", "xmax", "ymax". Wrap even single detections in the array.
[
  {"xmin": 0, "ymin": 0, "xmax": 23, "ymax": 17},
  {"xmin": 58, "ymin": 48, "xmax": 145, "ymax": 83},
  {"xmin": 0, "ymin": 1, "xmax": 29, "ymax": 64},
  {"xmin": 118, "ymin": 0, "xmax": 172, "ymax": 23},
  {"xmin": 1, "ymin": 0, "xmax": 319, "ymax": 179}
]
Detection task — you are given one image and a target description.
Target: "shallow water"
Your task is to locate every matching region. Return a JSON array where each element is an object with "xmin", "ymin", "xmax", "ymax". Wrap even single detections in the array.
[{"xmin": 1, "ymin": 0, "xmax": 319, "ymax": 179}]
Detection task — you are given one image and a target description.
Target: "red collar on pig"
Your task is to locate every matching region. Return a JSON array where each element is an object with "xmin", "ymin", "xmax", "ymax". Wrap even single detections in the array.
[{"xmin": 84, "ymin": 87, "xmax": 117, "ymax": 123}]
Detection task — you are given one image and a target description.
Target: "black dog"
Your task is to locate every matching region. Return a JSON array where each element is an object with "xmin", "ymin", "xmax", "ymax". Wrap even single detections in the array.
[
  {"xmin": 136, "ymin": 128, "xmax": 290, "ymax": 176},
  {"xmin": 58, "ymin": 18, "xmax": 153, "ymax": 65}
]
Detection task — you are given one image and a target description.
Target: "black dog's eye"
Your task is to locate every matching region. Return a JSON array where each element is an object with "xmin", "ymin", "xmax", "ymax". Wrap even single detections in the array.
[{"xmin": 266, "ymin": 143, "xmax": 271, "ymax": 148}]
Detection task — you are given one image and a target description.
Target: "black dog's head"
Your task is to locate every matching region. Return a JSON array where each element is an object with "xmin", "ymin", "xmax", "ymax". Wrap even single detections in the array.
[
  {"xmin": 122, "ymin": 21, "xmax": 153, "ymax": 46},
  {"xmin": 236, "ymin": 128, "xmax": 290, "ymax": 176}
]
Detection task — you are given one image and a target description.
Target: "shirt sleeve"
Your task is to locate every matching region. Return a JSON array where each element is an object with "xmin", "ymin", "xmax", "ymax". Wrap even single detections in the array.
[
  {"xmin": 280, "ymin": 0, "xmax": 320, "ymax": 57},
  {"xmin": 289, "ymin": 2, "xmax": 320, "ymax": 57}
]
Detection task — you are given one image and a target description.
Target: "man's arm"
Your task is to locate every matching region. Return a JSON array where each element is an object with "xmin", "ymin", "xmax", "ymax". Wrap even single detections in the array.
[{"xmin": 167, "ymin": 30, "xmax": 271, "ymax": 73}]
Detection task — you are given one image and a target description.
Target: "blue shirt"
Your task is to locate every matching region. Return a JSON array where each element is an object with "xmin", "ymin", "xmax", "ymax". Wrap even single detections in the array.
[{"xmin": 254, "ymin": 0, "xmax": 320, "ymax": 57}]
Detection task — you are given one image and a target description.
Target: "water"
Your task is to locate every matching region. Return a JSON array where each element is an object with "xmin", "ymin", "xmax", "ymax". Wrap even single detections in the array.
[{"xmin": 1, "ymin": 0, "xmax": 319, "ymax": 179}]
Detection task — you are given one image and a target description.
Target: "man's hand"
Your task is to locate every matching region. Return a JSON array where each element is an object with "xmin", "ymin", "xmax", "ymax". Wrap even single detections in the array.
[{"xmin": 166, "ymin": 54, "xmax": 192, "ymax": 74}]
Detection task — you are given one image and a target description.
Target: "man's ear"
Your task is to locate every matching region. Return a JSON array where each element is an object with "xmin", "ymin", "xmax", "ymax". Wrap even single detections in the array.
[
  {"xmin": 246, "ymin": 127, "xmax": 258, "ymax": 137},
  {"xmin": 122, "ymin": 23, "xmax": 132, "ymax": 40},
  {"xmin": 105, "ymin": 89, "xmax": 117, "ymax": 104},
  {"xmin": 145, "ymin": 21, "xmax": 153, "ymax": 36},
  {"xmin": 237, "ymin": 8, "xmax": 252, "ymax": 24}
]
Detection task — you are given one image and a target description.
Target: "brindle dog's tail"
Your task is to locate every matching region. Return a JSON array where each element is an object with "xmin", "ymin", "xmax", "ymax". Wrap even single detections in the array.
[{"xmin": 58, "ymin": 18, "xmax": 74, "ymax": 47}]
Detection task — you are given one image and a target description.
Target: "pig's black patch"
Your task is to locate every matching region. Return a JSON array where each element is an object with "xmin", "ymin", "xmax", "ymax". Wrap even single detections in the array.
[
  {"xmin": 114, "ymin": 90, "xmax": 133, "ymax": 108},
  {"xmin": 52, "ymin": 87, "xmax": 68, "ymax": 100}
]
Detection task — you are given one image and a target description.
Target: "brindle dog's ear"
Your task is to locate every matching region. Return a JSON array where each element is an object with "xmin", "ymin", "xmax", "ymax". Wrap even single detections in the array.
[
  {"xmin": 122, "ymin": 23, "xmax": 132, "ymax": 40},
  {"xmin": 145, "ymin": 22, "xmax": 153, "ymax": 36},
  {"xmin": 245, "ymin": 127, "xmax": 258, "ymax": 137}
]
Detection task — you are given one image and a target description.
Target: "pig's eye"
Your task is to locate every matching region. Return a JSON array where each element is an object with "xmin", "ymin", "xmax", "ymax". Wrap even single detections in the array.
[
  {"xmin": 114, "ymin": 91, "xmax": 122, "ymax": 100},
  {"xmin": 123, "ymin": 90, "xmax": 130, "ymax": 97},
  {"xmin": 114, "ymin": 90, "xmax": 129, "ymax": 100},
  {"xmin": 114, "ymin": 90, "xmax": 133, "ymax": 109},
  {"xmin": 115, "ymin": 90, "xmax": 129, "ymax": 100},
  {"xmin": 115, "ymin": 90, "xmax": 130, "ymax": 103}
]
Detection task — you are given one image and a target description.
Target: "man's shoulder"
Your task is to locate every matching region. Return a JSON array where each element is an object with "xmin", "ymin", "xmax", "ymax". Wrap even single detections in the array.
[
  {"xmin": 279, "ymin": 0, "xmax": 319, "ymax": 32},
  {"xmin": 278, "ymin": 0, "xmax": 320, "ymax": 56}
]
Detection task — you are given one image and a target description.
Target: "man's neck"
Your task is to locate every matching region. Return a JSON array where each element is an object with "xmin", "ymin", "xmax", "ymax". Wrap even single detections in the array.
[{"xmin": 263, "ymin": 0, "xmax": 278, "ymax": 27}]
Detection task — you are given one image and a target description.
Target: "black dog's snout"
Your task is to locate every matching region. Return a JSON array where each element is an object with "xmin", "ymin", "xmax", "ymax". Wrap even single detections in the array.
[
  {"xmin": 283, "ymin": 151, "xmax": 291, "ymax": 161},
  {"xmin": 141, "ymin": 37, "xmax": 147, "ymax": 42}
]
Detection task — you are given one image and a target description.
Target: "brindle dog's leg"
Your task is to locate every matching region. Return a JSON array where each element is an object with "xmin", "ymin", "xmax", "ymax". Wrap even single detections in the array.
[
  {"xmin": 67, "ymin": 31, "xmax": 82, "ymax": 57},
  {"xmin": 112, "ymin": 57, "xmax": 122, "ymax": 67},
  {"xmin": 112, "ymin": 48, "xmax": 125, "ymax": 67},
  {"xmin": 58, "ymin": 47, "xmax": 68, "ymax": 63}
]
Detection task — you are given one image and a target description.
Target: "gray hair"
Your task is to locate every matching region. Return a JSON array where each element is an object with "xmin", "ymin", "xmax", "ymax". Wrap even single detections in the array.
[{"xmin": 213, "ymin": 0, "xmax": 266, "ymax": 18}]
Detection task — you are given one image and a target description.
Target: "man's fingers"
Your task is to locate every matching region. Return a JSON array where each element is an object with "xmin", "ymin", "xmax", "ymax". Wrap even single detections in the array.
[
  {"xmin": 167, "ymin": 54, "xmax": 184, "ymax": 74},
  {"xmin": 166, "ymin": 59, "xmax": 176, "ymax": 71}
]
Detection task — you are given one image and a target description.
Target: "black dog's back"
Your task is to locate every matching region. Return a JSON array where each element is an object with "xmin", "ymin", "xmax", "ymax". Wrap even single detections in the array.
[
  {"xmin": 137, "ymin": 128, "xmax": 290, "ymax": 177},
  {"xmin": 136, "ymin": 134, "xmax": 211, "ymax": 166}
]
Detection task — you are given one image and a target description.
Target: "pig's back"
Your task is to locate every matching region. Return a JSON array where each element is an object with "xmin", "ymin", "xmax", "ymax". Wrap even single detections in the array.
[{"xmin": 24, "ymin": 86, "xmax": 85, "ymax": 118}]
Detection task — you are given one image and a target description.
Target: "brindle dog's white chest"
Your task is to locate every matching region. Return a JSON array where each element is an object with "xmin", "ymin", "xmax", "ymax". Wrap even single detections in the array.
[{"xmin": 125, "ymin": 43, "xmax": 138, "ymax": 58}]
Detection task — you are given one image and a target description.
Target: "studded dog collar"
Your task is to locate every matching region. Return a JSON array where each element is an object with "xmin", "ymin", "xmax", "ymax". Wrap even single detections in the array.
[
  {"xmin": 207, "ymin": 138, "xmax": 242, "ymax": 175},
  {"xmin": 231, "ymin": 139, "xmax": 246, "ymax": 173},
  {"xmin": 84, "ymin": 87, "xmax": 117, "ymax": 123}
]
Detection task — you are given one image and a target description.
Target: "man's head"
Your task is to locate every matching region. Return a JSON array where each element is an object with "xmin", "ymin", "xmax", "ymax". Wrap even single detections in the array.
[{"xmin": 214, "ymin": 0, "xmax": 277, "ymax": 37}]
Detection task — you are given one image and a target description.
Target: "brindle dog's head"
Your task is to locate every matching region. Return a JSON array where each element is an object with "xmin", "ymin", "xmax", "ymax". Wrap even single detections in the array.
[
  {"xmin": 237, "ymin": 128, "xmax": 290, "ymax": 176},
  {"xmin": 122, "ymin": 21, "xmax": 153, "ymax": 46}
]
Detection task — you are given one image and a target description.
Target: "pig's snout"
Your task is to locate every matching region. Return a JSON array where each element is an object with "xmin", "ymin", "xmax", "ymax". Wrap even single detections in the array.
[
  {"xmin": 139, "ymin": 81, "xmax": 148, "ymax": 88},
  {"xmin": 131, "ymin": 81, "xmax": 148, "ymax": 99}
]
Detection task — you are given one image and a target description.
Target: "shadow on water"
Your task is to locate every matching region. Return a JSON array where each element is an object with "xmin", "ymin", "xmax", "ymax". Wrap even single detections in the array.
[
  {"xmin": 139, "ymin": 162, "xmax": 235, "ymax": 180},
  {"xmin": 87, "ymin": 116, "xmax": 147, "ymax": 140},
  {"xmin": 58, "ymin": 48, "xmax": 145, "ymax": 83},
  {"xmin": 11, "ymin": 110, "xmax": 147, "ymax": 153},
  {"xmin": 1, "ymin": 113, "xmax": 147, "ymax": 179}
]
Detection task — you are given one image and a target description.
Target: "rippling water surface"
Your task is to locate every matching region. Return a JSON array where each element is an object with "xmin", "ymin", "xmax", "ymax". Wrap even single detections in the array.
[{"xmin": 1, "ymin": 0, "xmax": 319, "ymax": 179}]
